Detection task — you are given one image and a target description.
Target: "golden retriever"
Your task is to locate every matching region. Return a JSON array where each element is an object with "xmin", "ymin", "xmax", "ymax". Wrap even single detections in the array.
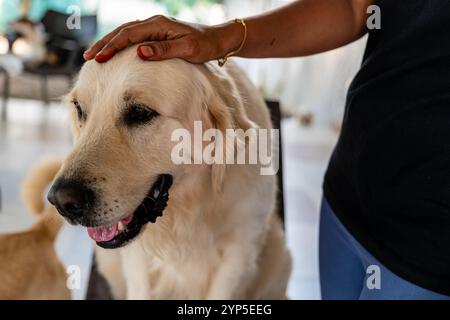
[
  {"xmin": 47, "ymin": 46, "xmax": 291, "ymax": 299},
  {"xmin": 0, "ymin": 159, "xmax": 69, "ymax": 299}
]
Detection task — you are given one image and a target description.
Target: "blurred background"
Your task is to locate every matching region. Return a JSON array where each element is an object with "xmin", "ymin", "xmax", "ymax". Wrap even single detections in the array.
[{"xmin": 0, "ymin": 0, "xmax": 367, "ymax": 300}]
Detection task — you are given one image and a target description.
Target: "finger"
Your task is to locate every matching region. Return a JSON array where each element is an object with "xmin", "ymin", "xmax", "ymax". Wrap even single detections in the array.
[
  {"xmin": 94, "ymin": 19, "xmax": 174, "ymax": 63},
  {"xmin": 83, "ymin": 20, "xmax": 141, "ymax": 60},
  {"xmin": 94, "ymin": 22, "xmax": 154, "ymax": 63},
  {"xmin": 137, "ymin": 39, "xmax": 196, "ymax": 62}
]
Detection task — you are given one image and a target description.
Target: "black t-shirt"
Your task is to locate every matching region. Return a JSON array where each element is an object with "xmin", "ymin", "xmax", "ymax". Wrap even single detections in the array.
[{"xmin": 324, "ymin": 0, "xmax": 450, "ymax": 295}]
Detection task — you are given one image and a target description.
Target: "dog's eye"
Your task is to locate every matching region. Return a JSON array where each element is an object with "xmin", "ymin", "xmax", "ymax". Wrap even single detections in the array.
[
  {"xmin": 124, "ymin": 104, "xmax": 158, "ymax": 125},
  {"xmin": 72, "ymin": 100, "xmax": 86, "ymax": 122}
]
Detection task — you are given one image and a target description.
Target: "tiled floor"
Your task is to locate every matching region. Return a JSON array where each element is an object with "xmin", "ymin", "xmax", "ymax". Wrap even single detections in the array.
[{"xmin": 0, "ymin": 98, "xmax": 338, "ymax": 300}]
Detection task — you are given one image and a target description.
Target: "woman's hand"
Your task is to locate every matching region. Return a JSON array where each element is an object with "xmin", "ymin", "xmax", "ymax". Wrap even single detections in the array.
[
  {"xmin": 84, "ymin": 0, "xmax": 373, "ymax": 64},
  {"xmin": 83, "ymin": 15, "xmax": 241, "ymax": 63}
]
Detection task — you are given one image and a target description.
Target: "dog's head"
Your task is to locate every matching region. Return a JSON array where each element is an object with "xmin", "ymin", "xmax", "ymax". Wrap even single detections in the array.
[{"xmin": 47, "ymin": 46, "xmax": 254, "ymax": 249}]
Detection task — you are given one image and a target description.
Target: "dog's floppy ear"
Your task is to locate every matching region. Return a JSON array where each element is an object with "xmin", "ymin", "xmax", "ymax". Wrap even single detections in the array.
[{"xmin": 201, "ymin": 63, "xmax": 258, "ymax": 193}]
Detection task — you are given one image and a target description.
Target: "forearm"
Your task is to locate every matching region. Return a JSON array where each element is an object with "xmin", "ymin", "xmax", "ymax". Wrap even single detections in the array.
[
  {"xmin": 84, "ymin": 0, "xmax": 375, "ymax": 63},
  {"xmin": 214, "ymin": 0, "xmax": 374, "ymax": 58}
]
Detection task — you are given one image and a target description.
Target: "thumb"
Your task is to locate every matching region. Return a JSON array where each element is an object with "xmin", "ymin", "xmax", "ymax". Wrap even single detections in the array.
[{"xmin": 137, "ymin": 39, "xmax": 193, "ymax": 61}]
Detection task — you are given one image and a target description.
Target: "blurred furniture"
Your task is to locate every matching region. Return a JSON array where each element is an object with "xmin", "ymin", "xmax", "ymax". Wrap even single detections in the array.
[
  {"xmin": 86, "ymin": 257, "xmax": 113, "ymax": 300},
  {"xmin": 0, "ymin": 54, "xmax": 23, "ymax": 121},
  {"xmin": 266, "ymin": 100, "xmax": 285, "ymax": 225},
  {"xmin": 1, "ymin": 10, "xmax": 97, "ymax": 119},
  {"xmin": 1, "ymin": 66, "xmax": 9, "ymax": 121},
  {"xmin": 5, "ymin": 31, "xmax": 20, "ymax": 52}
]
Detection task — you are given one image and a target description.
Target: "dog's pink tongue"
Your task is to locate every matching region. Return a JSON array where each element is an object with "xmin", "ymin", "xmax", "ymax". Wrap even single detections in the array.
[{"xmin": 87, "ymin": 224, "xmax": 117, "ymax": 242}]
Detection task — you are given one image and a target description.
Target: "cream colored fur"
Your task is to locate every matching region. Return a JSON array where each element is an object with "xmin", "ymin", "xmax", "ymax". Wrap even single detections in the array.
[{"xmin": 56, "ymin": 46, "xmax": 291, "ymax": 299}]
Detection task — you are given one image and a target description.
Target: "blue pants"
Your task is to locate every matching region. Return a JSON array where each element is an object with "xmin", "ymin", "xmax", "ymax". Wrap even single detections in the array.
[{"xmin": 319, "ymin": 197, "xmax": 450, "ymax": 300}]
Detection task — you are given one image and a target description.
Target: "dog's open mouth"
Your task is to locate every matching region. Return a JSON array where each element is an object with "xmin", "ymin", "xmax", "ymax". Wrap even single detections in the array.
[{"xmin": 87, "ymin": 174, "xmax": 173, "ymax": 249}]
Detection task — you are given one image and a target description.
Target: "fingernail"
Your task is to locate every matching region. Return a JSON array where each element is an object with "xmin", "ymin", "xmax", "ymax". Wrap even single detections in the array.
[
  {"xmin": 138, "ymin": 46, "xmax": 154, "ymax": 58},
  {"xmin": 95, "ymin": 53, "xmax": 108, "ymax": 63},
  {"xmin": 84, "ymin": 48, "xmax": 92, "ymax": 56}
]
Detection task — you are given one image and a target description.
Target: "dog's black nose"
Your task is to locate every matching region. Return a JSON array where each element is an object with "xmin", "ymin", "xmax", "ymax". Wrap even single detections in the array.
[{"xmin": 48, "ymin": 180, "xmax": 95, "ymax": 219}]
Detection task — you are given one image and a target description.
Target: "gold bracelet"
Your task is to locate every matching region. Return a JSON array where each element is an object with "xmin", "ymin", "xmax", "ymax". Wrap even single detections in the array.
[{"xmin": 218, "ymin": 19, "xmax": 247, "ymax": 67}]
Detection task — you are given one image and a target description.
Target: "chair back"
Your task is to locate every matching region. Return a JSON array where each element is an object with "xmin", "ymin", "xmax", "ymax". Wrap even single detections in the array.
[
  {"xmin": 41, "ymin": 9, "xmax": 97, "ymax": 45},
  {"xmin": 265, "ymin": 100, "xmax": 285, "ymax": 225}
]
